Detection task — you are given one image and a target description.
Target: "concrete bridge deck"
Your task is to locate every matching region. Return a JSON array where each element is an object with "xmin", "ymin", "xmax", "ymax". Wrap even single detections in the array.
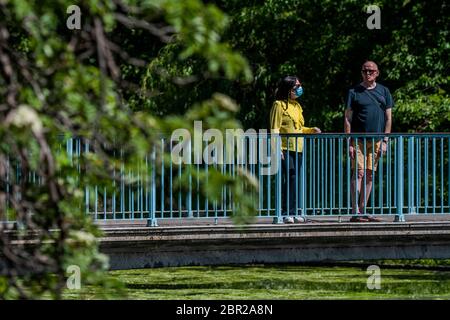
[{"xmin": 97, "ymin": 215, "xmax": 450, "ymax": 269}]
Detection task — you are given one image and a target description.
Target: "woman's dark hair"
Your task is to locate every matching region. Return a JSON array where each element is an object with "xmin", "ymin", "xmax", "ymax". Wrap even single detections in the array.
[{"xmin": 275, "ymin": 75, "xmax": 299, "ymax": 101}]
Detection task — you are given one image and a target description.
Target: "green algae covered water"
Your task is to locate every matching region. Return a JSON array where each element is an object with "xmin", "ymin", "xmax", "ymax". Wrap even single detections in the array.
[{"xmin": 63, "ymin": 260, "xmax": 450, "ymax": 299}]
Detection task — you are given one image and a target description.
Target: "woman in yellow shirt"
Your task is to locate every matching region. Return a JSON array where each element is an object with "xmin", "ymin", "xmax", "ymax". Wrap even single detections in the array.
[{"xmin": 270, "ymin": 76, "xmax": 321, "ymax": 223}]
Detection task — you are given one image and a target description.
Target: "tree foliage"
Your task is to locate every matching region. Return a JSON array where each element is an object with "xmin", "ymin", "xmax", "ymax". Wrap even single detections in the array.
[
  {"xmin": 142, "ymin": 0, "xmax": 449, "ymax": 132},
  {"xmin": 0, "ymin": 0, "xmax": 255, "ymax": 299}
]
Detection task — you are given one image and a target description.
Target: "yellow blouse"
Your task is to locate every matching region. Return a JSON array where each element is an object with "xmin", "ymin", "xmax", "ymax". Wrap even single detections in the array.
[{"xmin": 269, "ymin": 99, "xmax": 316, "ymax": 152}]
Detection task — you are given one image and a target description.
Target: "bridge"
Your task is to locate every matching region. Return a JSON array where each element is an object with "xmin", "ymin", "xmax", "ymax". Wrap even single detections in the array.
[
  {"xmin": 100, "ymin": 216, "xmax": 450, "ymax": 269},
  {"xmin": 2, "ymin": 133, "xmax": 450, "ymax": 269}
]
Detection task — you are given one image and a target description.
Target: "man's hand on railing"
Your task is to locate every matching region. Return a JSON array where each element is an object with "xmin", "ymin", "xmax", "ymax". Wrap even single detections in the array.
[
  {"xmin": 349, "ymin": 145, "xmax": 355, "ymax": 159},
  {"xmin": 380, "ymin": 139, "xmax": 388, "ymax": 155},
  {"xmin": 313, "ymin": 127, "xmax": 321, "ymax": 133}
]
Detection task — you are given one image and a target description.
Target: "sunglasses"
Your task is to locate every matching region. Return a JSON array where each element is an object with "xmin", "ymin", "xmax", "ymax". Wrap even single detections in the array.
[{"xmin": 361, "ymin": 69, "xmax": 378, "ymax": 75}]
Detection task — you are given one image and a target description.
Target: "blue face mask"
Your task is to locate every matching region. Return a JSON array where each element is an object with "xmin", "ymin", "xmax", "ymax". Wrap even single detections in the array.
[{"xmin": 294, "ymin": 86, "xmax": 303, "ymax": 98}]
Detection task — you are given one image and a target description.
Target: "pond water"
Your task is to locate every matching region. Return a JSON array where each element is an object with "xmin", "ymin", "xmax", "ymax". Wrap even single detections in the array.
[{"xmin": 64, "ymin": 261, "xmax": 450, "ymax": 299}]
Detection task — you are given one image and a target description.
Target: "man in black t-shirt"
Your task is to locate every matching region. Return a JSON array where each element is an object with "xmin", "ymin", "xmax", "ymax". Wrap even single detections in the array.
[{"xmin": 344, "ymin": 61, "xmax": 393, "ymax": 222}]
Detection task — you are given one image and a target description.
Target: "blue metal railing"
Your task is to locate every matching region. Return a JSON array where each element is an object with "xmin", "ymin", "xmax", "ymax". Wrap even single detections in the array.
[{"xmin": 1, "ymin": 133, "xmax": 449, "ymax": 225}]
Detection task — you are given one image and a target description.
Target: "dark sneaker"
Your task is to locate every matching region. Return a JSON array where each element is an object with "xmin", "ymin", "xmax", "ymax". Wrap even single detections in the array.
[
  {"xmin": 364, "ymin": 215, "xmax": 382, "ymax": 222},
  {"xmin": 349, "ymin": 216, "xmax": 370, "ymax": 222}
]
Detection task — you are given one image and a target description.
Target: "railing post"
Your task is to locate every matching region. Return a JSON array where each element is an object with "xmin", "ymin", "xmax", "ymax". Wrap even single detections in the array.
[
  {"xmin": 408, "ymin": 137, "xmax": 416, "ymax": 214},
  {"xmin": 84, "ymin": 140, "xmax": 90, "ymax": 217},
  {"xmin": 273, "ymin": 135, "xmax": 283, "ymax": 224},
  {"xmin": 395, "ymin": 136, "xmax": 405, "ymax": 222},
  {"xmin": 147, "ymin": 147, "xmax": 158, "ymax": 227},
  {"xmin": 187, "ymin": 140, "xmax": 193, "ymax": 218},
  {"xmin": 301, "ymin": 135, "xmax": 306, "ymax": 217}
]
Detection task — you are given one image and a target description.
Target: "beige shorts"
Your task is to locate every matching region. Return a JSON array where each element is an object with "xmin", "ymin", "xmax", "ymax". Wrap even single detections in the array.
[{"xmin": 351, "ymin": 140, "xmax": 382, "ymax": 171}]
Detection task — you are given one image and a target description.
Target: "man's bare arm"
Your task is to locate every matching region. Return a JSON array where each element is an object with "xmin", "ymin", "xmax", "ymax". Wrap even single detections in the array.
[
  {"xmin": 344, "ymin": 108, "xmax": 352, "ymax": 134},
  {"xmin": 384, "ymin": 108, "xmax": 392, "ymax": 135},
  {"xmin": 381, "ymin": 108, "xmax": 393, "ymax": 153}
]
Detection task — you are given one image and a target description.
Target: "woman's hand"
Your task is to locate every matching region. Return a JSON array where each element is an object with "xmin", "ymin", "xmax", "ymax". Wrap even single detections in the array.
[
  {"xmin": 313, "ymin": 127, "xmax": 321, "ymax": 133},
  {"xmin": 281, "ymin": 151, "xmax": 284, "ymax": 161}
]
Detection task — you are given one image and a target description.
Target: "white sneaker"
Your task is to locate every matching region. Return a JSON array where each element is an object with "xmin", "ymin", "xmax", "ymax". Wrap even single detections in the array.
[
  {"xmin": 283, "ymin": 216, "xmax": 294, "ymax": 224},
  {"xmin": 293, "ymin": 216, "xmax": 306, "ymax": 223}
]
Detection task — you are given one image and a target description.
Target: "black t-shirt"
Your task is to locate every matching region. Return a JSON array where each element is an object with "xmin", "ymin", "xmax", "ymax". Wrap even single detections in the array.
[{"xmin": 346, "ymin": 83, "xmax": 394, "ymax": 133}]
